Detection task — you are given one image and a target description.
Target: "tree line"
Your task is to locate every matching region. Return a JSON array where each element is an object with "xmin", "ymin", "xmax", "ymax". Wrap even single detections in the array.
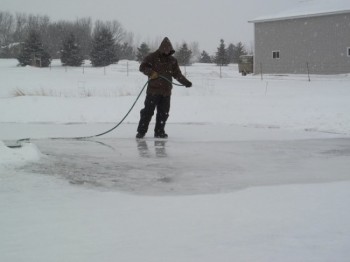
[{"xmin": 0, "ymin": 10, "xmax": 249, "ymax": 67}]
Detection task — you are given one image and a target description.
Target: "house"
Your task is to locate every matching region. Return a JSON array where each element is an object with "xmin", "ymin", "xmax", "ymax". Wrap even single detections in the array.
[{"xmin": 249, "ymin": 0, "xmax": 350, "ymax": 75}]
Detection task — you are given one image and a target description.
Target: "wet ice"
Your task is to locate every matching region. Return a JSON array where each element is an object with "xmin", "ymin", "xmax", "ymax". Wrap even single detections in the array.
[{"xmin": 18, "ymin": 131, "xmax": 350, "ymax": 195}]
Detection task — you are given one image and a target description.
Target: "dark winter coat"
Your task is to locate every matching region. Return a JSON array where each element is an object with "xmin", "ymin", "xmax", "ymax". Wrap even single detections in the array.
[{"xmin": 139, "ymin": 37, "xmax": 191, "ymax": 96}]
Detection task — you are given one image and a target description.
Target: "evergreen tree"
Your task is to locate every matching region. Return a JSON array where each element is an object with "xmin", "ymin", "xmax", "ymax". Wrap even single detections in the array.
[
  {"xmin": 119, "ymin": 42, "xmax": 135, "ymax": 60},
  {"xmin": 199, "ymin": 50, "xmax": 212, "ymax": 63},
  {"xmin": 136, "ymin": 42, "xmax": 150, "ymax": 62},
  {"xmin": 233, "ymin": 42, "xmax": 247, "ymax": 63},
  {"xmin": 90, "ymin": 27, "xmax": 118, "ymax": 67},
  {"xmin": 227, "ymin": 43, "xmax": 235, "ymax": 64},
  {"xmin": 175, "ymin": 43, "xmax": 192, "ymax": 66},
  {"xmin": 214, "ymin": 39, "xmax": 229, "ymax": 66},
  {"xmin": 60, "ymin": 33, "xmax": 84, "ymax": 66},
  {"xmin": 17, "ymin": 30, "xmax": 51, "ymax": 67}
]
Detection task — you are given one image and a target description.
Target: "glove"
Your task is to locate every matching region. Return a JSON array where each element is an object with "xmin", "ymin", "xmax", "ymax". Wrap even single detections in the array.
[
  {"xmin": 150, "ymin": 71, "xmax": 159, "ymax": 80},
  {"xmin": 185, "ymin": 81, "xmax": 192, "ymax": 88}
]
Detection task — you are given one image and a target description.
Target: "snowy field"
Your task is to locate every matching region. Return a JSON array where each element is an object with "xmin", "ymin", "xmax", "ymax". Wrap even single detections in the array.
[{"xmin": 1, "ymin": 59, "xmax": 350, "ymax": 261}]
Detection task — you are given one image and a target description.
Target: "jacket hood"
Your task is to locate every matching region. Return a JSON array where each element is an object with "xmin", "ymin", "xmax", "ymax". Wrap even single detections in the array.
[{"xmin": 158, "ymin": 37, "xmax": 175, "ymax": 56}]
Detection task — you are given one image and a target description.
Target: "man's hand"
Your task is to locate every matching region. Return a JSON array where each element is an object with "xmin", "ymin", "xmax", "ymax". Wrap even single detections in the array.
[
  {"xmin": 150, "ymin": 71, "xmax": 159, "ymax": 80},
  {"xmin": 185, "ymin": 81, "xmax": 192, "ymax": 88}
]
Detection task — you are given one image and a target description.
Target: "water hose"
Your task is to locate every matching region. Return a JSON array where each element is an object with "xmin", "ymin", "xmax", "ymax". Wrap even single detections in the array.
[{"xmin": 16, "ymin": 75, "xmax": 184, "ymax": 144}]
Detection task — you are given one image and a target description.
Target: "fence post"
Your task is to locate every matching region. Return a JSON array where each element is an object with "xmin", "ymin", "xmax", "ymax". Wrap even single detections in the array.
[
  {"xmin": 127, "ymin": 61, "xmax": 129, "ymax": 76},
  {"xmin": 260, "ymin": 63, "xmax": 263, "ymax": 80},
  {"xmin": 306, "ymin": 62, "xmax": 311, "ymax": 82}
]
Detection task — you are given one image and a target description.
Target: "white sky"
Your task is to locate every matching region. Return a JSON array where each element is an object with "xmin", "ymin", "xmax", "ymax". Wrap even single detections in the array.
[{"xmin": 1, "ymin": 0, "xmax": 300, "ymax": 53}]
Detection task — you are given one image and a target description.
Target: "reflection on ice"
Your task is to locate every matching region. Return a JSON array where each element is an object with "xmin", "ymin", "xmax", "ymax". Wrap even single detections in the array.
[{"xmin": 136, "ymin": 139, "xmax": 167, "ymax": 158}]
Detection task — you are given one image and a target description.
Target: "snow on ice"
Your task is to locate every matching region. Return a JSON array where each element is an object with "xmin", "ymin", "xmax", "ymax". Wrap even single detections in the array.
[{"xmin": 0, "ymin": 140, "xmax": 41, "ymax": 167}]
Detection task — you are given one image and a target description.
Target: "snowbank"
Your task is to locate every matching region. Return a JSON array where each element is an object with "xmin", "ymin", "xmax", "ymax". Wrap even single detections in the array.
[{"xmin": 0, "ymin": 141, "xmax": 41, "ymax": 168}]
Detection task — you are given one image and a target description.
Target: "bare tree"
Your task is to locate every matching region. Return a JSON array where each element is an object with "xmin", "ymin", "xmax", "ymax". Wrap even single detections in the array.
[
  {"xmin": 0, "ymin": 11, "xmax": 15, "ymax": 46},
  {"xmin": 44, "ymin": 20, "xmax": 74, "ymax": 58},
  {"xmin": 26, "ymin": 14, "xmax": 50, "ymax": 34},
  {"xmin": 74, "ymin": 17, "xmax": 92, "ymax": 58},
  {"xmin": 93, "ymin": 20, "xmax": 125, "ymax": 44},
  {"xmin": 42, "ymin": 18, "xmax": 92, "ymax": 59},
  {"xmin": 13, "ymin": 13, "xmax": 27, "ymax": 42},
  {"xmin": 124, "ymin": 31, "xmax": 134, "ymax": 46}
]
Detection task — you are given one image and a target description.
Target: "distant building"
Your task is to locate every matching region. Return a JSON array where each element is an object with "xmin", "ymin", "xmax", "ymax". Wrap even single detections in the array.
[{"xmin": 249, "ymin": 1, "xmax": 350, "ymax": 75}]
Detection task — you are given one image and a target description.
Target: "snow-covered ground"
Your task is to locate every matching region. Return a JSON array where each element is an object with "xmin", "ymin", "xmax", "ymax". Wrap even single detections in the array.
[{"xmin": 1, "ymin": 59, "xmax": 350, "ymax": 261}]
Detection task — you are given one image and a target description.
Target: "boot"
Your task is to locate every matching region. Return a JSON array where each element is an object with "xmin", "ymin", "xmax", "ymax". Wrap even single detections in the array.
[
  {"xmin": 154, "ymin": 132, "xmax": 168, "ymax": 139},
  {"xmin": 136, "ymin": 133, "xmax": 145, "ymax": 139}
]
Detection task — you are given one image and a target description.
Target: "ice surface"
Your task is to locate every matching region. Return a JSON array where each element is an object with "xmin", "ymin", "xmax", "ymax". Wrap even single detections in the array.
[{"xmin": 13, "ymin": 124, "xmax": 350, "ymax": 195}]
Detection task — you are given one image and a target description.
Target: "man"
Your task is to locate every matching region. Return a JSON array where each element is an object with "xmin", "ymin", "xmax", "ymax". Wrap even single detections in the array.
[{"xmin": 136, "ymin": 37, "xmax": 192, "ymax": 139}]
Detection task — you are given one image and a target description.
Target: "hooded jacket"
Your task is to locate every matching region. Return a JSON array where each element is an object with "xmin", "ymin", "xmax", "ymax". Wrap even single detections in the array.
[{"xmin": 139, "ymin": 37, "xmax": 191, "ymax": 96}]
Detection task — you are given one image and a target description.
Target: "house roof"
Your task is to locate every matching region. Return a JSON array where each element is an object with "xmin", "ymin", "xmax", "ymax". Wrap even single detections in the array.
[{"xmin": 249, "ymin": 0, "xmax": 350, "ymax": 23}]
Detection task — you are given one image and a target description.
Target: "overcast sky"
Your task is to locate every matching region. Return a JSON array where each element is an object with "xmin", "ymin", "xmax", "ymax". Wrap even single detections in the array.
[{"xmin": 2, "ymin": 0, "xmax": 300, "ymax": 53}]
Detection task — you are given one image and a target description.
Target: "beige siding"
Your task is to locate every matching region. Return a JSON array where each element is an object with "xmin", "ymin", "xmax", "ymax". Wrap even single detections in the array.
[{"xmin": 254, "ymin": 13, "xmax": 350, "ymax": 74}]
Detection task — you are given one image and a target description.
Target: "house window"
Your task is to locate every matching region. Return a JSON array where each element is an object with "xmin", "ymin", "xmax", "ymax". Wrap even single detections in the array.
[
  {"xmin": 272, "ymin": 51, "xmax": 280, "ymax": 59},
  {"xmin": 348, "ymin": 47, "xmax": 350, "ymax": 57}
]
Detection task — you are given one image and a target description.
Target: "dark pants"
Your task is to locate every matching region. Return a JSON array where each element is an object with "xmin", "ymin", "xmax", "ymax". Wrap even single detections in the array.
[{"xmin": 137, "ymin": 94, "xmax": 170, "ymax": 135}]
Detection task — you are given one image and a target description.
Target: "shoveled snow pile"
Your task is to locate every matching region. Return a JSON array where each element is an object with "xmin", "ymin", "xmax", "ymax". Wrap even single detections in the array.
[{"xmin": 0, "ymin": 141, "xmax": 41, "ymax": 168}]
